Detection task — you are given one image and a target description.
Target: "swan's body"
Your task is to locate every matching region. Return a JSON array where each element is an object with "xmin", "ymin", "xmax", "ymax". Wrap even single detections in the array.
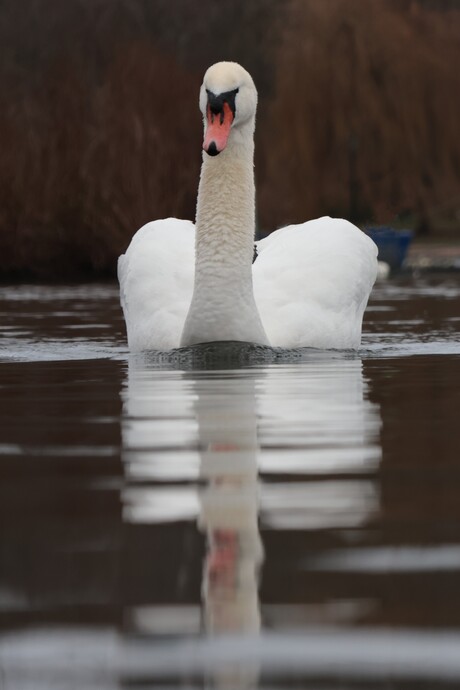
[{"xmin": 119, "ymin": 62, "xmax": 377, "ymax": 351}]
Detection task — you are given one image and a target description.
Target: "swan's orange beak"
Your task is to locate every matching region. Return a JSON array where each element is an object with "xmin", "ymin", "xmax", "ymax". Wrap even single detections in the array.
[{"xmin": 203, "ymin": 101, "xmax": 234, "ymax": 156}]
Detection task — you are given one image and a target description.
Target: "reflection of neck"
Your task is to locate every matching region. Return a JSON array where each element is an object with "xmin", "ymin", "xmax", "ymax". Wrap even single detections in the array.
[
  {"xmin": 195, "ymin": 377, "xmax": 263, "ymax": 640},
  {"xmin": 180, "ymin": 127, "xmax": 268, "ymax": 346}
]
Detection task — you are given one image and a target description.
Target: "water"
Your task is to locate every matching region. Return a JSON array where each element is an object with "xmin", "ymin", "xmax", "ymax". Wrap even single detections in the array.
[{"xmin": 0, "ymin": 276, "xmax": 459, "ymax": 689}]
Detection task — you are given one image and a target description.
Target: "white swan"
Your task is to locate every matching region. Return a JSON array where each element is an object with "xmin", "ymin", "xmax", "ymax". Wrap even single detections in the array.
[{"xmin": 118, "ymin": 61, "xmax": 378, "ymax": 351}]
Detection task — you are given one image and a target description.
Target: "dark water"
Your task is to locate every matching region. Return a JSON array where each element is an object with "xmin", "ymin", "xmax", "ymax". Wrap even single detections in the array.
[{"xmin": 0, "ymin": 277, "xmax": 459, "ymax": 689}]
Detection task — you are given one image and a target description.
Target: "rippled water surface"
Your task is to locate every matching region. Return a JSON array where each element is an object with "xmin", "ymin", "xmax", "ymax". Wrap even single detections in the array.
[{"xmin": 0, "ymin": 276, "xmax": 459, "ymax": 689}]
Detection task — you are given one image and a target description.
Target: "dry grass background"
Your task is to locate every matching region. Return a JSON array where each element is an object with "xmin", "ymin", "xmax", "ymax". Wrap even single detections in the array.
[
  {"xmin": 257, "ymin": 0, "xmax": 460, "ymax": 233},
  {"xmin": 0, "ymin": 0, "xmax": 459, "ymax": 279}
]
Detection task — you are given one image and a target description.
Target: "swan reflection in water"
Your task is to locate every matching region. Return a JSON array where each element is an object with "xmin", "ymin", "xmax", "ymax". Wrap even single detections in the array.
[
  {"xmin": 121, "ymin": 346, "xmax": 381, "ymax": 687},
  {"xmin": 197, "ymin": 373, "xmax": 263, "ymax": 688}
]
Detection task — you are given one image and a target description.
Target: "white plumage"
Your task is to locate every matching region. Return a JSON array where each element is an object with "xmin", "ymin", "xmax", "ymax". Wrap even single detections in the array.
[
  {"xmin": 254, "ymin": 217, "xmax": 377, "ymax": 349},
  {"xmin": 119, "ymin": 218, "xmax": 195, "ymax": 351},
  {"xmin": 118, "ymin": 62, "xmax": 378, "ymax": 352}
]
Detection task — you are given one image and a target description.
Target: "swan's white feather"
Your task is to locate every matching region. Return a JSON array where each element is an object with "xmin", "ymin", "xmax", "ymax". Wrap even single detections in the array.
[
  {"xmin": 253, "ymin": 217, "xmax": 378, "ymax": 349},
  {"xmin": 118, "ymin": 218, "xmax": 195, "ymax": 351},
  {"xmin": 120, "ymin": 215, "xmax": 377, "ymax": 351}
]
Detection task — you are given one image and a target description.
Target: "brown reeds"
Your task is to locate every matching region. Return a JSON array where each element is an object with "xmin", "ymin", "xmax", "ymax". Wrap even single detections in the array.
[
  {"xmin": 0, "ymin": 0, "xmax": 459, "ymax": 279},
  {"xmin": 0, "ymin": 37, "xmax": 201, "ymax": 279},
  {"xmin": 257, "ymin": 0, "xmax": 460, "ymax": 233}
]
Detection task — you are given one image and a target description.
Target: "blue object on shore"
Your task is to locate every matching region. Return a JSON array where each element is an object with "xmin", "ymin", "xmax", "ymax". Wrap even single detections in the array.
[{"xmin": 365, "ymin": 227, "xmax": 414, "ymax": 270}]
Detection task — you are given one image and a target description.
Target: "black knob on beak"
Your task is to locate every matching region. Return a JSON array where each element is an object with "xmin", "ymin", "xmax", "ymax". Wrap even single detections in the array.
[{"xmin": 206, "ymin": 88, "xmax": 239, "ymax": 118}]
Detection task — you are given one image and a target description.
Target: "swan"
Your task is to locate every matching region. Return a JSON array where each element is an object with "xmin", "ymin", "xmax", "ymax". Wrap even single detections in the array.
[{"xmin": 118, "ymin": 61, "xmax": 378, "ymax": 351}]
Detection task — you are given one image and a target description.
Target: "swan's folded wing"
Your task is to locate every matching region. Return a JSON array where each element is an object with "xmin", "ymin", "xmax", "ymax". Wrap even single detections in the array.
[
  {"xmin": 253, "ymin": 217, "xmax": 378, "ymax": 349},
  {"xmin": 118, "ymin": 218, "xmax": 195, "ymax": 351}
]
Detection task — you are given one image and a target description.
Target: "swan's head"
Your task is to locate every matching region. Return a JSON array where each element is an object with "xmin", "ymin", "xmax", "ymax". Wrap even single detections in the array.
[{"xmin": 200, "ymin": 62, "xmax": 257, "ymax": 156}]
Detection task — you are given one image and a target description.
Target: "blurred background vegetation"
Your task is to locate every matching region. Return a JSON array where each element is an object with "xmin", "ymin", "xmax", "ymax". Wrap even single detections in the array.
[{"xmin": 1, "ymin": 0, "xmax": 459, "ymax": 279}]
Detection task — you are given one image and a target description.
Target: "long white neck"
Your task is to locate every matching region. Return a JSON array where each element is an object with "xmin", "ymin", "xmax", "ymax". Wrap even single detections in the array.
[{"xmin": 180, "ymin": 121, "xmax": 269, "ymax": 347}]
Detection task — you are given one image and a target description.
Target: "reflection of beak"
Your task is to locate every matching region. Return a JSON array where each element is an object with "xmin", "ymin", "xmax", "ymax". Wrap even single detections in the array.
[
  {"xmin": 203, "ymin": 89, "xmax": 237, "ymax": 156},
  {"xmin": 207, "ymin": 529, "xmax": 238, "ymax": 588}
]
